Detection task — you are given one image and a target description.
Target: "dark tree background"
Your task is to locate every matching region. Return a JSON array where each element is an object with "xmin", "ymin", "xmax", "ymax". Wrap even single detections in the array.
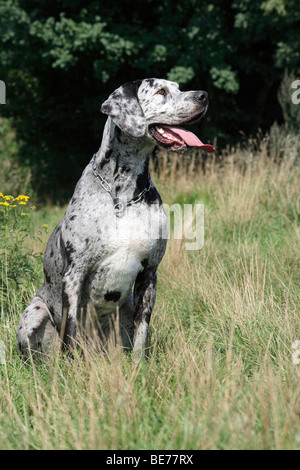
[{"xmin": 0, "ymin": 0, "xmax": 299, "ymax": 195}]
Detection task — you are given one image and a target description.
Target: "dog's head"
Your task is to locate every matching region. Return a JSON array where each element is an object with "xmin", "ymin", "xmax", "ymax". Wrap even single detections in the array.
[{"xmin": 101, "ymin": 78, "xmax": 215, "ymax": 153}]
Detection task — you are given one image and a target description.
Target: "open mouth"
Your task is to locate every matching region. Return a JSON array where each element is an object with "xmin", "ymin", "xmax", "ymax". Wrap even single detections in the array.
[{"xmin": 149, "ymin": 125, "xmax": 215, "ymax": 153}]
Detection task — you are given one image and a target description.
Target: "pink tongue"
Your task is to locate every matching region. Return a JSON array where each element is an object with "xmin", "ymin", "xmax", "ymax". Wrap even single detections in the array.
[{"xmin": 165, "ymin": 126, "xmax": 215, "ymax": 153}]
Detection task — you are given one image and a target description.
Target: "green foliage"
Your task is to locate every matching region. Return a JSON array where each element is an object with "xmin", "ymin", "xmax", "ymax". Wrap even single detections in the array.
[
  {"xmin": 167, "ymin": 66, "xmax": 195, "ymax": 85},
  {"xmin": 210, "ymin": 66, "xmax": 239, "ymax": 94},
  {"xmin": 0, "ymin": 0, "xmax": 300, "ymax": 194},
  {"xmin": 0, "ymin": 193, "xmax": 43, "ymax": 305},
  {"xmin": 0, "ymin": 118, "xmax": 32, "ymax": 196},
  {"xmin": 0, "ymin": 118, "xmax": 19, "ymax": 168}
]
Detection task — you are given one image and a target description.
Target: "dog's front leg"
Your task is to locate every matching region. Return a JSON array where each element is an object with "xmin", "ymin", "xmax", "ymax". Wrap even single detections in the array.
[
  {"xmin": 60, "ymin": 266, "xmax": 86, "ymax": 351},
  {"xmin": 133, "ymin": 267, "xmax": 157, "ymax": 356}
]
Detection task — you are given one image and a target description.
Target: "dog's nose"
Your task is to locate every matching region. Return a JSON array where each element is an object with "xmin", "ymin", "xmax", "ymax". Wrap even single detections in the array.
[{"xmin": 194, "ymin": 91, "xmax": 208, "ymax": 104}]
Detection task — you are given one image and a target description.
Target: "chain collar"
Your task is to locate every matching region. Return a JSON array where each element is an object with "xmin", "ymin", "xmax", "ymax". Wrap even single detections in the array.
[{"xmin": 90, "ymin": 154, "xmax": 151, "ymax": 217}]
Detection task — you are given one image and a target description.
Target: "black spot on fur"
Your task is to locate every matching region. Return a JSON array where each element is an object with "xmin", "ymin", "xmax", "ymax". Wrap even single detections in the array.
[
  {"xmin": 49, "ymin": 305, "xmax": 55, "ymax": 318},
  {"xmin": 65, "ymin": 240, "xmax": 76, "ymax": 262},
  {"xmin": 145, "ymin": 187, "xmax": 162, "ymax": 205},
  {"xmin": 62, "ymin": 281, "xmax": 70, "ymax": 309},
  {"xmin": 146, "ymin": 78, "xmax": 155, "ymax": 87},
  {"xmin": 134, "ymin": 161, "xmax": 149, "ymax": 197},
  {"xmin": 44, "ymin": 268, "xmax": 51, "ymax": 285},
  {"xmin": 113, "ymin": 158, "xmax": 119, "ymax": 176},
  {"xmin": 104, "ymin": 291, "xmax": 121, "ymax": 302},
  {"xmin": 115, "ymin": 126, "xmax": 122, "ymax": 139},
  {"xmin": 121, "ymin": 80, "xmax": 142, "ymax": 100},
  {"xmin": 133, "ymin": 160, "xmax": 161, "ymax": 205},
  {"xmin": 70, "ymin": 215, "xmax": 76, "ymax": 221},
  {"xmin": 101, "ymin": 101, "xmax": 112, "ymax": 114},
  {"xmin": 105, "ymin": 149, "xmax": 112, "ymax": 160},
  {"xmin": 99, "ymin": 149, "xmax": 112, "ymax": 170},
  {"xmin": 120, "ymin": 165, "xmax": 130, "ymax": 174}
]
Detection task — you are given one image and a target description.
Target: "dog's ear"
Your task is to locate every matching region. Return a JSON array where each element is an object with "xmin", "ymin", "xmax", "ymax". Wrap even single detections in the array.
[{"xmin": 101, "ymin": 80, "xmax": 146, "ymax": 138}]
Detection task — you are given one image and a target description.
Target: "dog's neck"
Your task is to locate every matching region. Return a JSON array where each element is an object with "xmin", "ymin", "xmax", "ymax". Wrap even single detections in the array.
[{"xmin": 93, "ymin": 118, "xmax": 155, "ymax": 201}]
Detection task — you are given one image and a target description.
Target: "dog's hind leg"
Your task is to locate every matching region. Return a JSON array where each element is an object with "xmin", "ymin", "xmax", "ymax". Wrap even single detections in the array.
[{"xmin": 16, "ymin": 297, "xmax": 59, "ymax": 360}]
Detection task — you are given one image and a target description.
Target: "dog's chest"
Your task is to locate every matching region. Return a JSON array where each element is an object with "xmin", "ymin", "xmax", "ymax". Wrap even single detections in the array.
[
  {"xmin": 107, "ymin": 204, "xmax": 163, "ymax": 252},
  {"xmin": 86, "ymin": 203, "xmax": 167, "ymax": 306}
]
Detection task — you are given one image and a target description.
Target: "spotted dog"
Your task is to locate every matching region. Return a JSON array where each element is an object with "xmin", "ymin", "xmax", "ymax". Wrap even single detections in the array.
[{"xmin": 16, "ymin": 78, "xmax": 215, "ymax": 359}]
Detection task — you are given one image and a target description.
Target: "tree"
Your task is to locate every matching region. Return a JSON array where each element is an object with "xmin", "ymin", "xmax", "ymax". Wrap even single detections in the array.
[{"xmin": 1, "ymin": 0, "xmax": 299, "ymax": 194}]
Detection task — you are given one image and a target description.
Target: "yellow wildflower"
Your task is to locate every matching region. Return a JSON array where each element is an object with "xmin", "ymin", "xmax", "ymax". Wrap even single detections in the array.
[
  {"xmin": 4, "ymin": 195, "xmax": 13, "ymax": 201},
  {"xmin": 19, "ymin": 201, "xmax": 27, "ymax": 205},
  {"xmin": 0, "ymin": 202, "xmax": 10, "ymax": 206},
  {"xmin": 15, "ymin": 195, "xmax": 30, "ymax": 201},
  {"xmin": 0, "ymin": 192, "xmax": 4, "ymax": 198},
  {"xmin": 42, "ymin": 224, "xmax": 48, "ymax": 228},
  {"xmin": 21, "ymin": 212, "xmax": 29, "ymax": 216}
]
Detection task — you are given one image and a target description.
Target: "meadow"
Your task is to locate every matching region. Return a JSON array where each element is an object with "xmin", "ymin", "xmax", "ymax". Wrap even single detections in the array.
[{"xmin": 0, "ymin": 132, "xmax": 299, "ymax": 450}]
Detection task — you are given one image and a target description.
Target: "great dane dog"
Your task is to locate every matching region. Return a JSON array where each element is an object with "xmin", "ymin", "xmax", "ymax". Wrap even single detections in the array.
[{"xmin": 16, "ymin": 78, "xmax": 215, "ymax": 359}]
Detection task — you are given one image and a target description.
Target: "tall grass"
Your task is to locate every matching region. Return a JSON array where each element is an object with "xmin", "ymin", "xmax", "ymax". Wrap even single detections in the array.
[{"xmin": 0, "ymin": 138, "xmax": 299, "ymax": 449}]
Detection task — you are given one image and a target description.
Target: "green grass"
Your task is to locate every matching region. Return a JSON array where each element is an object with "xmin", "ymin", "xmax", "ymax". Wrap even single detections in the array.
[{"xmin": 0, "ymin": 146, "xmax": 300, "ymax": 450}]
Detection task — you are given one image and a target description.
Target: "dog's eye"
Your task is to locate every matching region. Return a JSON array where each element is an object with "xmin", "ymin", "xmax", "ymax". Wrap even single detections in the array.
[{"xmin": 156, "ymin": 88, "xmax": 166, "ymax": 96}]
